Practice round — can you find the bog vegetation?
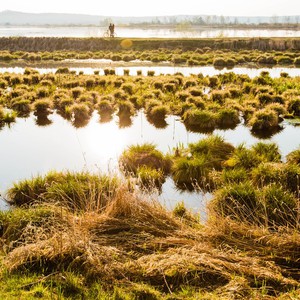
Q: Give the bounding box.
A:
[0,48,300,68]
[0,46,300,298]
[0,68,299,133]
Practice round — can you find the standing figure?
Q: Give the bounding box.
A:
[109,23,115,37]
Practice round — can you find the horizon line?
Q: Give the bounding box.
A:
[1,9,300,18]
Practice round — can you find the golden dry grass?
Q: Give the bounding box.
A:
[1,183,299,297]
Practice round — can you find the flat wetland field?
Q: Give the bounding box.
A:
[0,37,299,299]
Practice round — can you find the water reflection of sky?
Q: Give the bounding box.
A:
[0,66,300,78]
[0,27,300,38]
[0,111,299,212]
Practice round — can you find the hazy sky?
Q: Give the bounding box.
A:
[1,0,299,16]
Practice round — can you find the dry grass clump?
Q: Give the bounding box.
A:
[287,97,300,116]
[217,108,240,129]
[1,179,299,297]
[210,142,299,230]
[10,99,31,116]
[136,166,165,190]
[68,103,92,127]
[206,215,300,284]
[0,107,17,124]
[33,98,53,115]
[145,102,170,128]
[97,98,115,122]
[6,171,120,211]
[211,181,298,227]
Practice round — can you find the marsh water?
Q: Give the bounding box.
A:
[0,26,300,38]
[1,64,300,78]
[0,109,299,215]
[0,64,299,214]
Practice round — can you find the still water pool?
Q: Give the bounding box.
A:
[0,65,300,78]
[0,110,299,215]
[1,26,300,38]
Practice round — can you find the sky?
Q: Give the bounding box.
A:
[0,0,299,17]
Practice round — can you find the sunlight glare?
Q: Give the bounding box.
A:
[76,116,127,171]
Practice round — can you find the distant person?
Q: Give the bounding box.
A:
[109,23,115,37]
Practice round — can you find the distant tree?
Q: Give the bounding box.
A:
[220,15,225,25]
[212,15,217,24]
[193,16,205,25]
[101,18,113,26]
[271,15,279,24]
[154,17,161,24]
[205,15,211,24]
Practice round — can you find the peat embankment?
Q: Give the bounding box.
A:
[0,37,300,52]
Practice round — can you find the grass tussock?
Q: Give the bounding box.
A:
[6,171,120,211]
[119,143,172,176]
[0,68,299,133]
[172,136,235,190]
